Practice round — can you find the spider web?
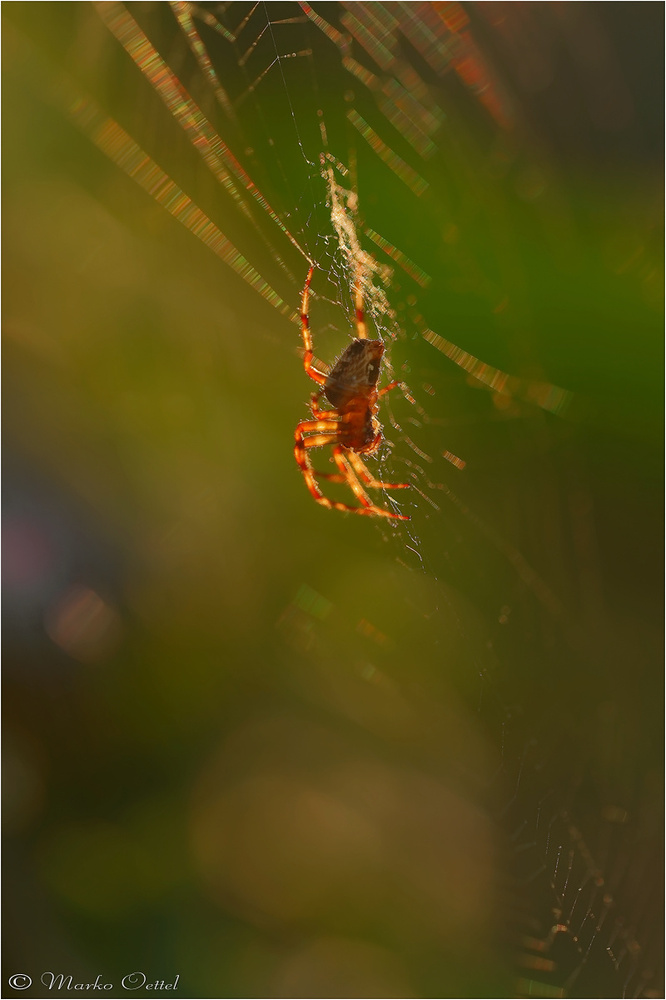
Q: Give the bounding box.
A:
[3,3,663,998]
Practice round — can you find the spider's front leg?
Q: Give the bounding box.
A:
[304,401,347,484]
[294,424,408,519]
[294,420,345,509]
[334,446,410,519]
[347,451,410,491]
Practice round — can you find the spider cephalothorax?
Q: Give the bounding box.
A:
[294,267,410,520]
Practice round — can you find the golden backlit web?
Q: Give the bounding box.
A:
[5,2,662,997]
[59,1,573,529]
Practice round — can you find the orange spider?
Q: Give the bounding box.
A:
[294,266,410,520]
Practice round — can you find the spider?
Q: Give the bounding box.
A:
[294,266,411,520]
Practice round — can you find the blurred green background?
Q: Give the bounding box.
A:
[3,3,663,998]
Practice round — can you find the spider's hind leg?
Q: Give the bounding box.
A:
[301,266,327,387]
[353,262,368,340]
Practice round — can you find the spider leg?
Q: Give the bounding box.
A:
[353,262,368,340]
[335,447,409,519]
[378,380,400,397]
[307,425,347,480]
[347,450,410,490]
[314,472,347,484]
[294,427,408,520]
[296,419,339,437]
[294,428,339,506]
[378,380,415,404]
[301,266,327,387]
[293,422,342,501]
[302,433,340,448]
[309,395,337,420]
[332,446,373,508]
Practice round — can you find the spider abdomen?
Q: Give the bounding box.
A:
[324,338,384,409]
